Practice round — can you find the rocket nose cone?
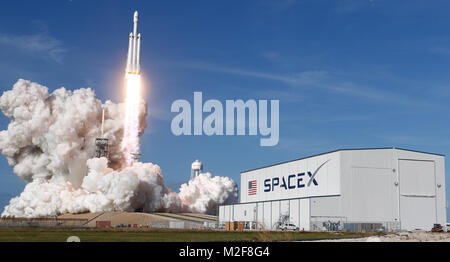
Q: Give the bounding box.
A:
[134,11,139,19]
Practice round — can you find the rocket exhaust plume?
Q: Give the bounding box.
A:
[122,11,142,166]
[122,73,142,166]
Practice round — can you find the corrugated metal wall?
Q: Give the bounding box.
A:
[339,148,446,231]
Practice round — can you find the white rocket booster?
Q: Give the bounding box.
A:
[126,11,141,74]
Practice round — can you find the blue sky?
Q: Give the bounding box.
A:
[0,0,449,220]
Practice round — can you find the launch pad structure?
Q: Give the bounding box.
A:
[94,108,109,160]
[94,138,109,159]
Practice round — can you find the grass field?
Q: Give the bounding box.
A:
[0,227,377,242]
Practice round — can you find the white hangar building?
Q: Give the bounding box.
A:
[218,148,447,232]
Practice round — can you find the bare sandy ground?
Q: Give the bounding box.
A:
[56,212,212,227]
[315,232,450,242]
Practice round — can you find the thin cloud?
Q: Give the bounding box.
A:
[148,106,172,122]
[0,32,66,63]
[261,51,283,64]
[292,113,375,124]
[259,0,298,13]
[181,61,300,84]
[251,89,304,103]
[429,46,450,57]
[375,134,450,148]
[334,0,375,14]
[177,61,426,106]
[179,61,327,85]
[276,137,337,153]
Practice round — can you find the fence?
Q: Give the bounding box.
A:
[310,216,347,231]
[0,218,88,227]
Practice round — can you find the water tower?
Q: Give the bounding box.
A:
[190,160,203,181]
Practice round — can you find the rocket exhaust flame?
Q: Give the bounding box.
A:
[122,73,142,166]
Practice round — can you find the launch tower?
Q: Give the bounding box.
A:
[95,108,109,160]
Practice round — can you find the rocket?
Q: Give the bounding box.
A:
[126,11,141,74]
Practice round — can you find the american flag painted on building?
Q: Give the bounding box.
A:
[248,180,257,195]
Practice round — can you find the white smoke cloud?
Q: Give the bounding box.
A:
[0,79,129,183]
[179,173,238,214]
[0,79,237,218]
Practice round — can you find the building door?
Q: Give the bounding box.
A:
[398,159,437,231]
